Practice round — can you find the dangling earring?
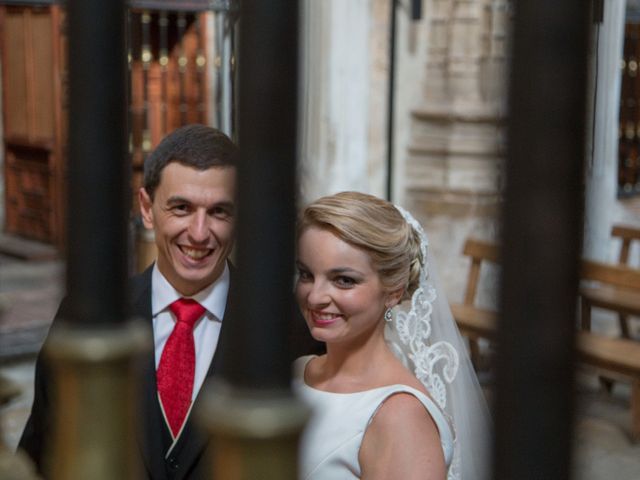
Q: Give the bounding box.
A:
[384,308,393,323]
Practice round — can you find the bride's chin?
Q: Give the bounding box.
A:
[309,329,332,343]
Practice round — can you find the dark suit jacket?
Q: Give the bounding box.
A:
[18,264,323,479]
[19,266,232,479]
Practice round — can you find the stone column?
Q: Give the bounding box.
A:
[298,0,388,204]
[403,0,510,299]
[583,0,627,261]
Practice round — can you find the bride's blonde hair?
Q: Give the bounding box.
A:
[298,191,423,301]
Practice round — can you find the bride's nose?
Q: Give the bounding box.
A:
[307,280,331,306]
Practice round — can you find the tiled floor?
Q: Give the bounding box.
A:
[572,375,640,479]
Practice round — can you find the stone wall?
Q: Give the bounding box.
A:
[399,0,509,301]
[298,0,388,204]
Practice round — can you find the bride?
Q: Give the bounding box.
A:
[293,191,490,480]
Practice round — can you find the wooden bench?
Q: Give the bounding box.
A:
[451,237,640,441]
[580,260,640,332]
[611,224,640,336]
[449,238,499,368]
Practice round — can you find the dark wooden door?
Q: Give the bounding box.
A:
[1,4,65,244]
[1,4,215,246]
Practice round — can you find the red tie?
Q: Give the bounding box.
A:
[157,298,205,438]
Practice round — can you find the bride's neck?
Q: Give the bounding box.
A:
[322,332,393,382]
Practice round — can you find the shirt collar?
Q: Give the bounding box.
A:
[151,262,230,322]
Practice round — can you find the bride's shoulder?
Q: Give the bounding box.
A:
[359,390,446,478]
[292,354,323,381]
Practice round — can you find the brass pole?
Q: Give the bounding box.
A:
[45,0,150,479]
[199,384,308,479]
[45,324,149,479]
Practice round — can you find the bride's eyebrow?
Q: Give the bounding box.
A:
[329,268,362,276]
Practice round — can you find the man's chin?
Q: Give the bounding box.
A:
[178,265,222,285]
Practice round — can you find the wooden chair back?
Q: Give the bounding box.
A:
[461,238,500,306]
[612,224,640,265]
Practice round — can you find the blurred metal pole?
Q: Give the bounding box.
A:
[45,1,148,478]
[200,1,308,478]
[386,0,398,200]
[65,2,128,322]
[493,1,590,479]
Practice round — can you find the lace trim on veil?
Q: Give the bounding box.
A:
[386,205,461,480]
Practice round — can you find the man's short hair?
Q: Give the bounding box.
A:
[143,124,239,199]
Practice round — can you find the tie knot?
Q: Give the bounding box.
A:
[170,298,205,328]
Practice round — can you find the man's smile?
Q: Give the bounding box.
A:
[179,246,214,260]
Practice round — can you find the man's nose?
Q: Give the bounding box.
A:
[188,211,209,242]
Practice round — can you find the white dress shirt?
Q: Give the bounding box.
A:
[151,262,229,401]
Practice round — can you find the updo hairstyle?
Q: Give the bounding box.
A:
[298,191,423,301]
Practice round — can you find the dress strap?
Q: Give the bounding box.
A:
[366,385,455,466]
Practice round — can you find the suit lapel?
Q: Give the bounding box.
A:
[131,266,169,480]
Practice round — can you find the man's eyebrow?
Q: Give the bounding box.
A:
[212,200,235,208]
[166,196,191,205]
[164,197,235,210]
[210,201,235,213]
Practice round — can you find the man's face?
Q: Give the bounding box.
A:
[139,162,236,296]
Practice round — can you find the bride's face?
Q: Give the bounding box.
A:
[295,226,390,345]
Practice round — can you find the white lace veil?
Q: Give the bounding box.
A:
[385,206,491,480]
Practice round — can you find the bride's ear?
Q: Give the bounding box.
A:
[385,287,404,309]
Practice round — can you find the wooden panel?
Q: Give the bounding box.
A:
[618,23,640,195]
[4,146,53,241]
[30,9,55,140]
[2,4,62,244]
[3,8,29,137]
[129,11,208,174]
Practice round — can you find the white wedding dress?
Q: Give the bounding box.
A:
[294,355,454,480]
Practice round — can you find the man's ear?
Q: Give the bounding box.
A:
[139,188,154,229]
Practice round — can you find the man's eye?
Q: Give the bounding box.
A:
[172,204,190,213]
[297,269,312,282]
[210,207,232,219]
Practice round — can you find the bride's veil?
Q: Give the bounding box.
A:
[385,206,492,480]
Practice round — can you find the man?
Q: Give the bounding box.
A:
[20,124,240,479]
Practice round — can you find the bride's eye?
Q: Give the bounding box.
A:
[297,268,312,282]
[334,276,356,288]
